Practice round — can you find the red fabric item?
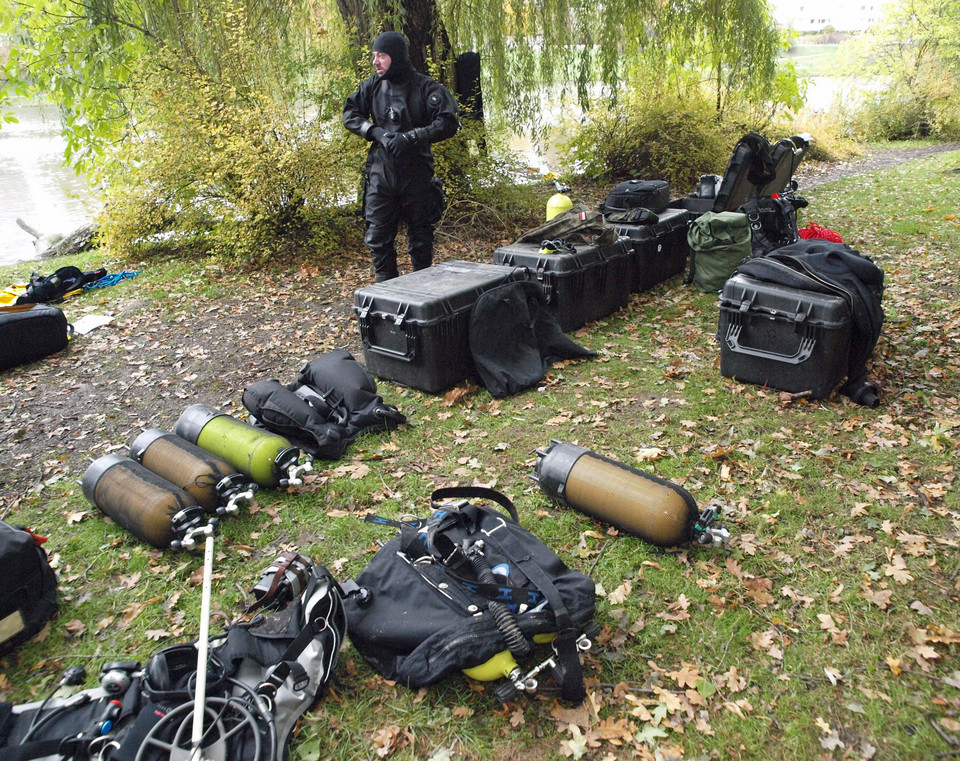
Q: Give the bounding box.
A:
[798,223,844,243]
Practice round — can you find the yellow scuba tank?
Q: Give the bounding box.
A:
[546,180,573,221]
[174,404,308,488]
[462,633,557,681]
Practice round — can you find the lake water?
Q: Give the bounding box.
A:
[0,103,99,267]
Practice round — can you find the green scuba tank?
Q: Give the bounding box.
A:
[130,428,254,514]
[173,404,306,488]
[82,454,206,549]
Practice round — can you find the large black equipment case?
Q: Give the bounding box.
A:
[718,273,852,399]
[0,304,70,371]
[611,208,692,292]
[672,134,809,216]
[492,238,632,332]
[353,261,531,393]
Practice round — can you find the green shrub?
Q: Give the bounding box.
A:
[554,90,731,190]
[847,90,932,141]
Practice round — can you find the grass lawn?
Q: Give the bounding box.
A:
[1,147,958,760]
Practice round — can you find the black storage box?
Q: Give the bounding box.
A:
[492,239,632,333]
[353,261,531,393]
[0,304,70,371]
[718,273,852,399]
[612,208,692,292]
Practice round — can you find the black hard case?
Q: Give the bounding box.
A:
[0,304,69,371]
[492,239,632,333]
[672,136,807,216]
[612,208,692,292]
[718,273,852,399]
[353,260,530,393]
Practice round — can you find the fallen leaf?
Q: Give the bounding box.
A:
[64,619,86,636]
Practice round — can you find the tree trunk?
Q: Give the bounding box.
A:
[41,223,99,259]
[336,0,373,55]
[333,0,456,88]
[401,0,455,86]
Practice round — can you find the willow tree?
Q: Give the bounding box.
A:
[837,0,960,137]
[332,0,789,127]
[645,0,788,118]
[1,0,361,255]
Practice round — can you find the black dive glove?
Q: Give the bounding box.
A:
[369,127,396,150]
[386,131,418,158]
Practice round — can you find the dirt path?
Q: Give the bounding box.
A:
[794,141,960,188]
[2,141,959,514]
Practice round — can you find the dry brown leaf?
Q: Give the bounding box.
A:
[666,663,701,690]
[883,553,914,584]
[862,586,893,610]
[64,619,86,635]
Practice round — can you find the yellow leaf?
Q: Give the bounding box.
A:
[635,448,664,462]
[815,717,832,733]
[886,657,902,676]
[665,663,701,689]
[818,613,839,633]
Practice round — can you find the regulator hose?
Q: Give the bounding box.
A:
[468,550,531,659]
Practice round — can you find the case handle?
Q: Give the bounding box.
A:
[364,341,416,362]
[724,322,816,365]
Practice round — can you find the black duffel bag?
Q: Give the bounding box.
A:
[0,522,59,655]
[599,179,670,215]
[343,487,597,703]
[0,304,70,372]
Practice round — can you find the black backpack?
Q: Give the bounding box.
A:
[0,522,59,655]
[16,266,107,305]
[739,194,809,256]
[242,350,406,459]
[343,488,598,703]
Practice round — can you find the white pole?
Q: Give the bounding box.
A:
[190,526,215,761]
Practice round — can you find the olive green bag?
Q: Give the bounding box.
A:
[516,202,620,248]
[687,211,752,293]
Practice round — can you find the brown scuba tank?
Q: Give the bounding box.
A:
[130,428,249,514]
[532,440,700,547]
[81,454,203,548]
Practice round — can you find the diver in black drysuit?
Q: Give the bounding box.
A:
[343,32,460,281]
